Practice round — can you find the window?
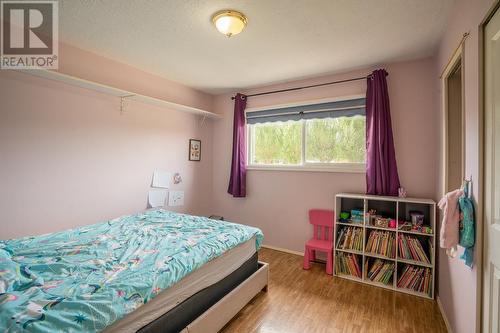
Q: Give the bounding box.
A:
[247,97,366,171]
[250,121,302,165]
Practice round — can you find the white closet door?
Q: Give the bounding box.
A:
[484,5,500,333]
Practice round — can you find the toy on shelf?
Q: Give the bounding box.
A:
[366,209,396,228]
[339,211,350,222]
[366,209,377,225]
[410,211,425,227]
[398,221,413,231]
[374,217,390,228]
[366,209,377,220]
[398,221,433,234]
[422,226,433,234]
[350,209,364,224]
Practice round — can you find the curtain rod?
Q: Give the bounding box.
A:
[230,74,379,100]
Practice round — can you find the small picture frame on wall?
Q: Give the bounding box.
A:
[189,139,201,161]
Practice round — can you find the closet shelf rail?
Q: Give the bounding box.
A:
[19,69,222,119]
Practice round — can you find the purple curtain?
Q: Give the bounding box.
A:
[227,93,247,197]
[366,69,401,196]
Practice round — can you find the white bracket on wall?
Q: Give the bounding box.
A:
[199,114,207,128]
[120,94,135,114]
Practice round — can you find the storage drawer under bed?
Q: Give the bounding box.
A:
[182,261,269,333]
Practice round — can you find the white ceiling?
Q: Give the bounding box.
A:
[59,0,454,94]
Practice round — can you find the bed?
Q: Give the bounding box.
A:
[0,209,267,333]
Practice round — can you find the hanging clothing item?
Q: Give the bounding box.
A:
[438,189,464,257]
[458,182,475,267]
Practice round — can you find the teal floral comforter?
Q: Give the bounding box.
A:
[0,210,263,332]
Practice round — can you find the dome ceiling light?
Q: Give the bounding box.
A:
[212,10,248,37]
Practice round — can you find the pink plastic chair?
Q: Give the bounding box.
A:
[303,209,335,275]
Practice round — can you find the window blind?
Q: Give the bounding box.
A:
[246,98,366,124]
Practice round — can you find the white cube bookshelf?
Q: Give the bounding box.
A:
[334,193,436,299]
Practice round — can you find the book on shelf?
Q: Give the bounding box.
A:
[397,264,432,296]
[365,230,396,258]
[365,259,394,285]
[335,252,362,278]
[397,234,431,263]
[336,226,363,251]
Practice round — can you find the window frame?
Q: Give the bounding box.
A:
[245,95,366,173]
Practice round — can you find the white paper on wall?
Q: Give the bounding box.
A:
[168,190,184,207]
[152,170,171,188]
[148,189,168,208]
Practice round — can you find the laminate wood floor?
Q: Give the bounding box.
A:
[221,248,447,333]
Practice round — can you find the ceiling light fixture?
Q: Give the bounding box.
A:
[212,10,247,37]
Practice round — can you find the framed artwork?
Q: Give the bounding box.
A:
[189,139,201,161]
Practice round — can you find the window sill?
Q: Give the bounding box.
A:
[246,164,366,174]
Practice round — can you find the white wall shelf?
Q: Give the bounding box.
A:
[19,69,221,119]
[334,193,436,299]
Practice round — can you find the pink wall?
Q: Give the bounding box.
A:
[0,69,214,239]
[435,0,497,332]
[211,58,439,253]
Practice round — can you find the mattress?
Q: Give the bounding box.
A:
[104,237,256,333]
[0,210,263,333]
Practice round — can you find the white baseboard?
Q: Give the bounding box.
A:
[261,244,304,256]
[437,296,453,333]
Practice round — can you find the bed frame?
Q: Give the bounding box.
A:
[137,258,269,333]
